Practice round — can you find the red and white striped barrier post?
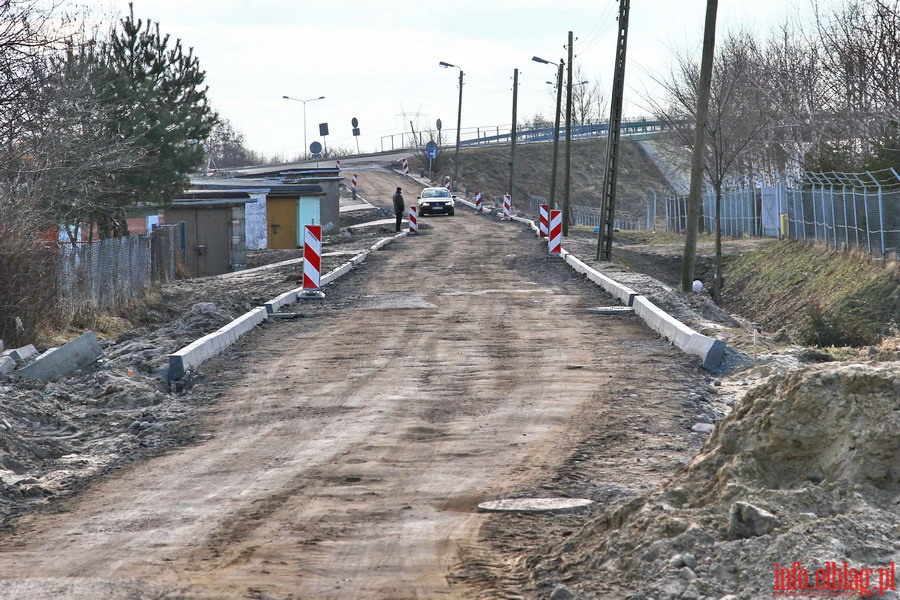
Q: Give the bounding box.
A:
[475,192,483,213]
[351,173,358,189]
[335,159,341,171]
[501,194,511,221]
[444,177,451,191]
[408,205,418,234]
[539,203,549,238]
[402,158,409,175]
[301,225,325,298]
[549,210,562,255]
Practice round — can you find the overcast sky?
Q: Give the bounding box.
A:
[77,0,810,160]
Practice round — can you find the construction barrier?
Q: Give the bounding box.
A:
[408,205,418,233]
[549,210,562,255]
[303,225,322,290]
[475,192,483,213]
[444,176,451,190]
[335,159,341,171]
[539,204,549,238]
[402,158,409,175]
[351,173,358,189]
[502,194,511,220]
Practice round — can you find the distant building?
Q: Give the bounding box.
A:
[192,165,341,248]
[164,190,255,277]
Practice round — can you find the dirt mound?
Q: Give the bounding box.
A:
[531,361,900,599]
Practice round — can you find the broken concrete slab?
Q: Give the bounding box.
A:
[18,332,103,381]
[3,344,37,364]
[0,355,15,376]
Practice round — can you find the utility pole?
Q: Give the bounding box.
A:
[531,55,565,211]
[682,0,718,292]
[508,68,519,199]
[453,68,463,189]
[562,31,574,236]
[551,60,564,210]
[596,0,631,261]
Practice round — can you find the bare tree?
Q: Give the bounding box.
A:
[571,65,607,125]
[0,1,81,342]
[812,0,900,169]
[21,41,146,243]
[647,29,773,301]
[206,118,252,169]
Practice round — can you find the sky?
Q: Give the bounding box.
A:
[73,0,810,160]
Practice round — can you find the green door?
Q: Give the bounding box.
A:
[297,195,321,247]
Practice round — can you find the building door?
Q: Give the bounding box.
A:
[267,198,298,249]
[297,196,321,246]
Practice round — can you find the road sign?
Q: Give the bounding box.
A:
[351,117,359,128]
[309,141,322,155]
[319,123,329,136]
[425,141,438,159]
[436,118,442,131]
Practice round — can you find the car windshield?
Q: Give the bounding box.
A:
[422,189,450,199]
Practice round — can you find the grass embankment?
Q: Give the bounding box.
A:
[722,242,899,348]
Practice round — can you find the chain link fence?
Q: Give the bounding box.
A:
[526,195,648,232]
[56,224,183,322]
[664,170,900,261]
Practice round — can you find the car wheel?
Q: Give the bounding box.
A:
[449,209,455,216]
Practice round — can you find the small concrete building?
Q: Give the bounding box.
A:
[188,178,327,249]
[164,190,254,277]
[227,165,343,236]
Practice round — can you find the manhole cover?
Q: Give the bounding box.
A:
[477,498,593,514]
[588,306,634,315]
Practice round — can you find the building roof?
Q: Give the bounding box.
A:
[188,177,326,197]
[223,164,343,181]
[171,190,255,208]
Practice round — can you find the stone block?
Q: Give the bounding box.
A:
[6,344,37,364]
[0,355,15,375]
[18,332,102,381]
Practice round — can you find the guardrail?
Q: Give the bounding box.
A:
[379,118,667,152]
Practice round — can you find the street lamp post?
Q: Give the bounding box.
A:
[532,56,564,211]
[439,61,463,190]
[282,95,325,157]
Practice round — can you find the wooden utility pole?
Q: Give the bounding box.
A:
[453,68,464,189]
[596,0,630,261]
[681,0,719,292]
[508,68,519,198]
[550,60,564,210]
[562,31,574,235]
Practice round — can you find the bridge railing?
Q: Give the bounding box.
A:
[379,118,666,152]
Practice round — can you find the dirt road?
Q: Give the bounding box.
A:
[0,170,708,599]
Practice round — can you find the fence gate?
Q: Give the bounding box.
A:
[760,184,781,238]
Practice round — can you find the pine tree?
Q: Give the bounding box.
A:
[99,3,217,235]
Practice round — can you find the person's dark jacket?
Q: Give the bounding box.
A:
[392,190,405,213]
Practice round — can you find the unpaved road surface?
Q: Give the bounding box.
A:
[0,169,710,599]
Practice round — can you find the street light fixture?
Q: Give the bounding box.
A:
[439,61,463,190]
[532,55,564,211]
[282,95,325,158]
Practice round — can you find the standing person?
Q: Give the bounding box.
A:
[392,187,405,232]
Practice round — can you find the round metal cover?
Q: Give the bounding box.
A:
[477,497,593,514]
[588,306,634,315]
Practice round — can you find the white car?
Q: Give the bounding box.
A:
[416,187,456,216]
